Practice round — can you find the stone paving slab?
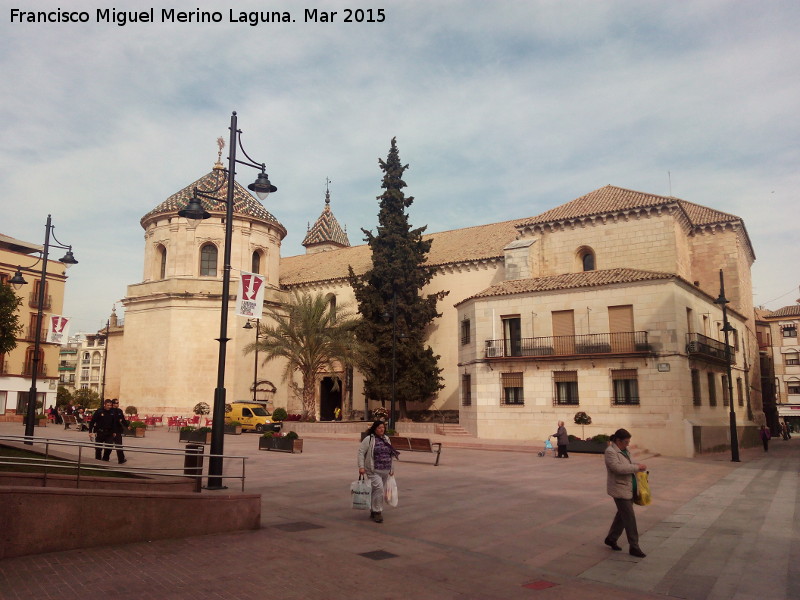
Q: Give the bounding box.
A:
[1,423,798,599]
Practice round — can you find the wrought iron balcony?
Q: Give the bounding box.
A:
[22,363,47,377]
[25,327,48,342]
[484,331,651,359]
[28,293,52,310]
[686,332,731,363]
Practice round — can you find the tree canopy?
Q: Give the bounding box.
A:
[0,282,23,354]
[349,138,448,420]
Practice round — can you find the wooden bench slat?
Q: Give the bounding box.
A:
[389,435,441,466]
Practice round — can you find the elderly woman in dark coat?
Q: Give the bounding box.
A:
[551,420,569,458]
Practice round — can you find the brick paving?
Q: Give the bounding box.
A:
[0,422,797,599]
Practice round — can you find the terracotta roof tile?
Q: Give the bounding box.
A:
[141,165,286,237]
[302,191,350,248]
[763,305,800,318]
[455,268,676,306]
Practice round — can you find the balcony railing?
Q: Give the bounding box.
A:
[485,331,651,359]
[22,363,47,377]
[686,333,732,363]
[25,327,48,342]
[28,293,52,310]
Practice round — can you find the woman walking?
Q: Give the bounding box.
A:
[357,420,399,523]
[604,428,647,558]
[551,420,569,458]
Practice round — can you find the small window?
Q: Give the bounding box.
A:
[252,251,261,274]
[501,372,524,405]
[783,325,797,338]
[708,372,717,407]
[461,374,472,406]
[691,369,701,406]
[611,369,639,406]
[554,371,579,406]
[721,375,730,407]
[243,408,253,417]
[736,377,744,407]
[577,246,595,272]
[788,382,800,395]
[785,351,799,366]
[200,244,218,277]
[158,245,167,279]
[461,318,471,345]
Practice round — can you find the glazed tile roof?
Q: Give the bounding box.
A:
[302,190,351,248]
[455,268,675,306]
[280,218,526,286]
[141,164,286,237]
[763,305,800,318]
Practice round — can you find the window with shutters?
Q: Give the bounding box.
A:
[608,305,635,352]
[736,377,744,407]
[611,369,639,405]
[502,316,521,356]
[461,374,472,406]
[553,371,579,405]
[461,318,470,345]
[691,369,701,406]
[708,372,717,407]
[721,375,730,406]
[501,372,524,405]
[552,310,575,354]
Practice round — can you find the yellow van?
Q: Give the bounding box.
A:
[224,402,282,433]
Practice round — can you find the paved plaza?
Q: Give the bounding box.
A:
[0,422,797,599]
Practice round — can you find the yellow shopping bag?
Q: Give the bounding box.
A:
[634,471,651,506]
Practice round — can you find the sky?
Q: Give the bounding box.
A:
[2,0,799,333]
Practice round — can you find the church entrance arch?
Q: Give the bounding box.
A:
[319,377,342,421]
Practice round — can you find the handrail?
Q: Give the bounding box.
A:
[0,434,248,492]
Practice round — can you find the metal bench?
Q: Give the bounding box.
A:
[389,436,442,466]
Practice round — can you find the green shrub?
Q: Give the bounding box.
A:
[125,406,137,415]
[262,431,275,438]
[573,411,592,425]
[130,421,146,429]
[180,426,196,433]
[197,426,212,433]
[271,407,288,422]
[590,434,610,443]
[285,431,299,440]
[227,420,241,427]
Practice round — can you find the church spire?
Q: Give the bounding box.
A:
[302,179,351,254]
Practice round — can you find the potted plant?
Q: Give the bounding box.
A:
[129,420,147,438]
[271,407,288,422]
[259,430,303,453]
[567,433,610,454]
[573,411,592,439]
[179,426,212,444]
[34,413,48,427]
[125,405,137,418]
[224,420,243,435]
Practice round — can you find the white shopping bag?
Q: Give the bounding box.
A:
[351,475,370,510]
[384,474,398,507]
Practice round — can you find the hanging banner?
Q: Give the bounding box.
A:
[236,271,265,317]
[46,315,71,344]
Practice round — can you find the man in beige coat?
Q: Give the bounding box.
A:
[604,428,647,558]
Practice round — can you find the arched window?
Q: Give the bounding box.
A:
[158,245,167,279]
[251,251,261,274]
[577,247,595,272]
[200,244,218,277]
[326,294,337,320]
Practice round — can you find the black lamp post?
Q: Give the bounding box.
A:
[243,318,260,403]
[100,319,110,401]
[178,111,276,489]
[382,292,397,431]
[715,269,740,463]
[12,215,77,442]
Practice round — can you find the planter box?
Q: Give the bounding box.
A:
[258,437,303,453]
[224,424,243,435]
[567,440,608,454]
[132,428,146,438]
[179,431,212,444]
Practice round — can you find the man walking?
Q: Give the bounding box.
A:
[89,399,128,464]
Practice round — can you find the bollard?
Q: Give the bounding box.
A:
[184,444,204,493]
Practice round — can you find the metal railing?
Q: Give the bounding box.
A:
[485,331,651,359]
[686,332,731,362]
[22,362,47,376]
[0,434,248,492]
[28,293,52,310]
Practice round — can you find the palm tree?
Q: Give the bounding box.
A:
[247,292,361,419]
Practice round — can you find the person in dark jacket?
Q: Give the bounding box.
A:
[89,399,128,464]
[551,420,569,458]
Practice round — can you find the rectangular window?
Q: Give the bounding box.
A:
[691,369,701,406]
[736,377,744,407]
[502,316,522,357]
[461,374,472,406]
[785,352,799,366]
[783,325,797,338]
[460,319,470,345]
[15,391,45,415]
[553,371,579,405]
[501,372,524,405]
[789,383,800,395]
[611,369,639,405]
[552,310,576,354]
[708,372,717,407]
[608,305,635,352]
[721,375,730,407]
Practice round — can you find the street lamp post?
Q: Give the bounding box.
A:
[715,269,740,463]
[100,318,110,401]
[9,215,77,442]
[178,111,276,489]
[243,318,260,403]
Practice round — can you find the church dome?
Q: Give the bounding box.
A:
[141,164,287,239]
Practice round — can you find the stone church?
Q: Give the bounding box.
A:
[104,157,763,457]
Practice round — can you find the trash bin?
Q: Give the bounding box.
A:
[184,444,204,492]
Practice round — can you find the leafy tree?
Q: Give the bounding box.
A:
[0,282,23,354]
[73,388,101,410]
[247,292,361,419]
[348,138,448,420]
[56,386,73,408]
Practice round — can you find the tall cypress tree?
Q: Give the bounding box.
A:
[349,138,448,420]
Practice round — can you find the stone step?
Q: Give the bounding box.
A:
[434,424,472,436]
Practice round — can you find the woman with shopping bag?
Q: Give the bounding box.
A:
[604,428,648,558]
[357,420,399,523]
